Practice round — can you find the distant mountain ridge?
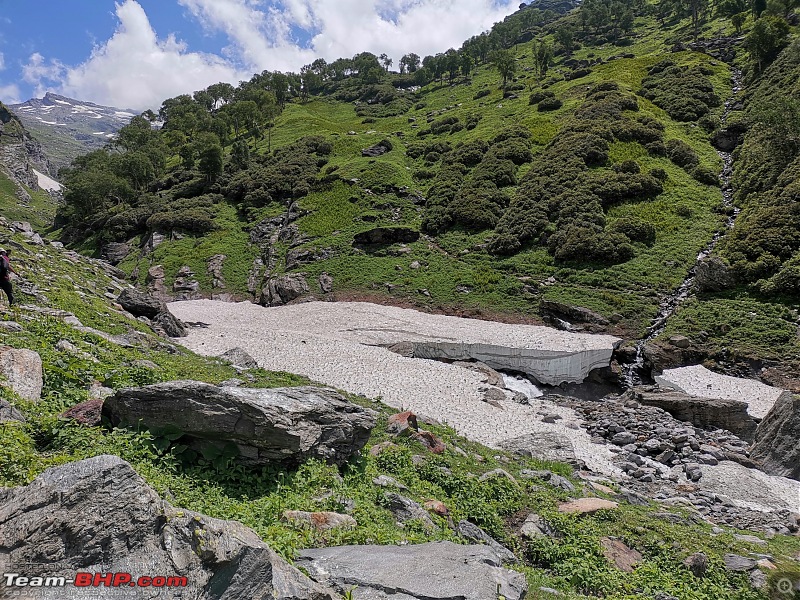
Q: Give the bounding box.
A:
[9,92,138,173]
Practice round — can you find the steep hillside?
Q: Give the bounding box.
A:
[0,101,59,230]
[52,3,800,381]
[10,92,137,173]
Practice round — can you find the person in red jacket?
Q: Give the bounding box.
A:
[0,248,17,306]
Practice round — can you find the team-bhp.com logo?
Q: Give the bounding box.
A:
[3,572,188,590]
[770,572,800,599]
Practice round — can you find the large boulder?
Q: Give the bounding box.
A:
[152,310,188,338]
[0,455,337,599]
[260,274,309,306]
[0,347,43,401]
[750,392,800,480]
[117,287,165,318]
[295,542,528,600]
[630,388,758,441]
[499,431,579,466]
[694,256,733,293]
[103,381,378,467]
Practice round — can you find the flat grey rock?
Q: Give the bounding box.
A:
[296,541,528,600]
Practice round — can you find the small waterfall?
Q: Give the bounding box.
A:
[623,69,743,388]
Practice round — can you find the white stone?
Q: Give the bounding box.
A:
[0,347,43,401]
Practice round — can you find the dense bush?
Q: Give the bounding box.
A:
[430,116,461,135]
[692,165,720,185]
[529,90,555,105]
[488,138,533,165]
[639,62,721,122]
[474,89,491,100]
[665,139,700,169]
[609,216,657,245]
[450,140,489,167]
[538,97,564,111]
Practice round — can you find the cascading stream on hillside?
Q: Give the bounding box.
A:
[623,68,744,388]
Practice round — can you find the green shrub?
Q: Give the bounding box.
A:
[665,139,700,169]
[529,90,556,105]
[538,97,564,111]
[489,138,533,165]
[474,89,491,100]
[692,165,720,185]
[609,216,657,245]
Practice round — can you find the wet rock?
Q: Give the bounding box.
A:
[695,256,733,292]
[0,347,43,401]
[103,381,377,467]
[540,299,609,325]
[296,542,527,600]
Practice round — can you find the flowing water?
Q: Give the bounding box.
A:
[623,69,743,387]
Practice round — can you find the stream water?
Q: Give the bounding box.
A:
[623,69,743,387]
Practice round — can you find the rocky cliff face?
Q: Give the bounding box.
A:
[0,102,53,202]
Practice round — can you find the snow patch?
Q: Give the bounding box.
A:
[656,365,784,419]
[32,169,62,192]
[502,374,543,399]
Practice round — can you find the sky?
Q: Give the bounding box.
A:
[0,0,519,111]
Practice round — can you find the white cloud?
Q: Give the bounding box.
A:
[0,52,5,71]
[20,0,518,111]
[24,1,248,111]
[178,0,519,71]
[0,83,22,105]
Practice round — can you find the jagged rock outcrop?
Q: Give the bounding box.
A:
[629,387,758,440]
[173,265,200,300]
[0,347,43,401]
[207,254,226,290]
[117,287,187,337]
[540,299,610,326]
[0,455,338,599]
[101,242,131,265]
[295,542,528,600]
[0,102,53,203]
[750,392,800,480]
[103,381,378,467]
[259,274,309,306]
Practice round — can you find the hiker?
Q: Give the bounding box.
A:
[0,248,16,306]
